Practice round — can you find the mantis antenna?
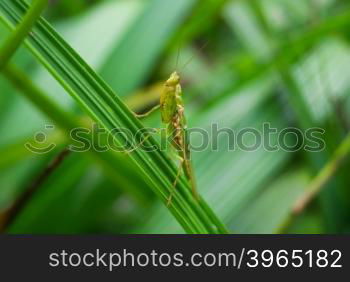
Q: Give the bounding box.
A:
[175,44,181,71]
[178,41,210,73]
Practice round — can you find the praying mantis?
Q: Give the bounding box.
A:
[134,70,198,205]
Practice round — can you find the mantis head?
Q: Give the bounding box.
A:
[165,71,180,87]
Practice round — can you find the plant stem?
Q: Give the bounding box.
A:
[0,148,71,233]
[0,0,48,70]
[293,133,350,214]
[3,64,78,129]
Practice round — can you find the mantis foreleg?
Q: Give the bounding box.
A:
[133,104,160,119]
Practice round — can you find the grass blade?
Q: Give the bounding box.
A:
[0,0,228,234]
[0,0,47,70]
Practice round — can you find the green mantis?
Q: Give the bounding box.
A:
[134,71,198,205]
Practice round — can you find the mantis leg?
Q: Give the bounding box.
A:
[167,155,184,206]
[134,104,160,119]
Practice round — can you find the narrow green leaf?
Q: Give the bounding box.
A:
[0,0,47,70]
[0,0,228,234]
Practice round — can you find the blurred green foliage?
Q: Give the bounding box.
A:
[1,0,350,234]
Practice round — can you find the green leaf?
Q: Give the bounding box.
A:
[0,0,228,234]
